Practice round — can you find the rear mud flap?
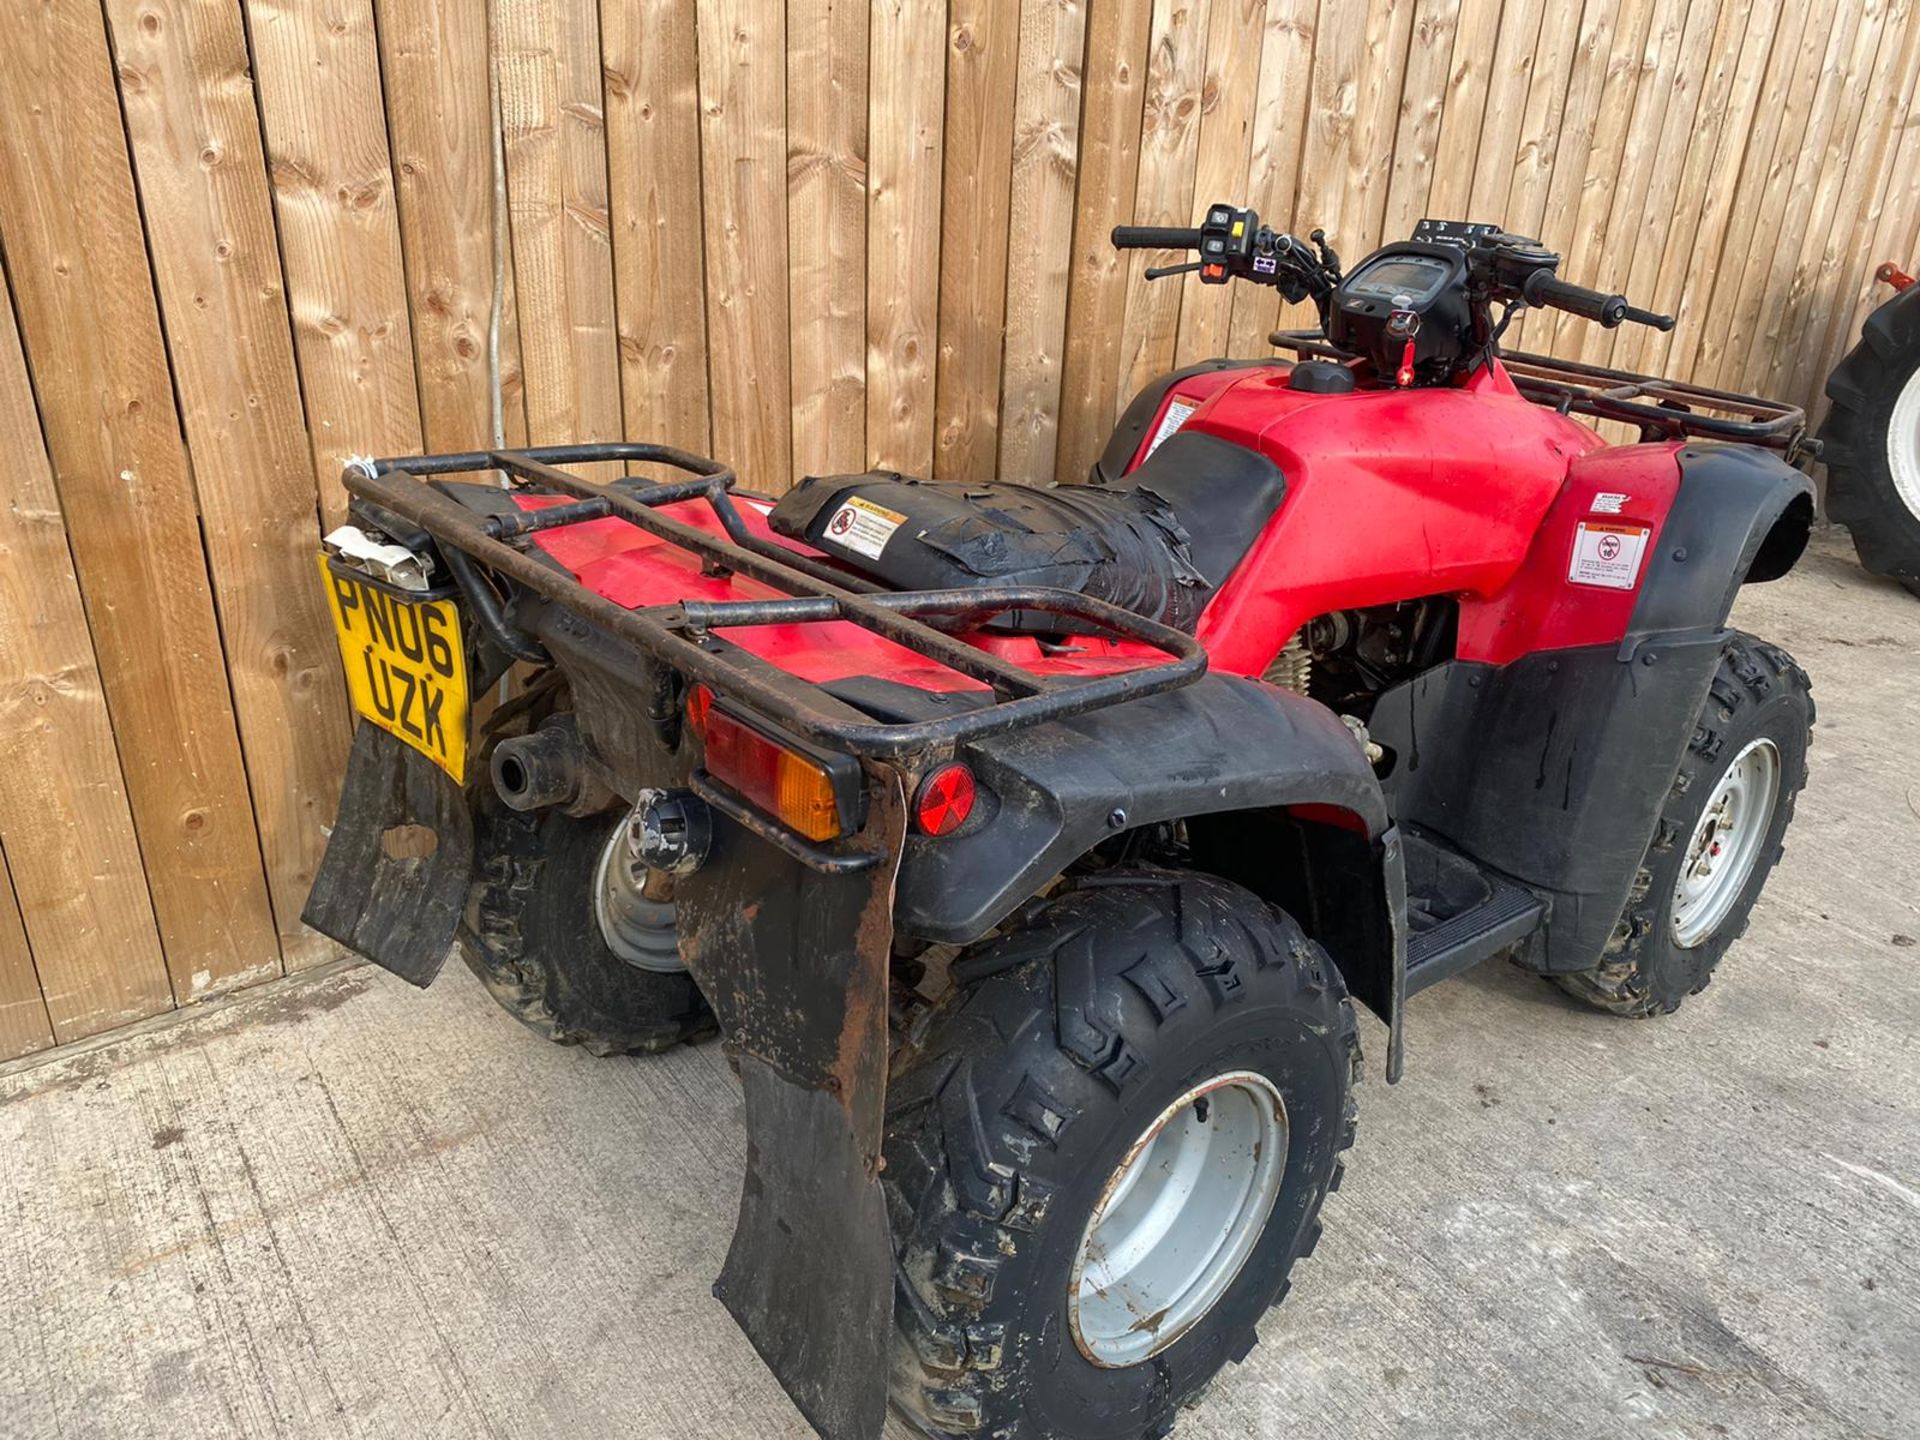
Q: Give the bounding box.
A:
[674,775,907,1440]
[301,724,474,985]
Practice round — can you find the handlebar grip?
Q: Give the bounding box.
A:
[1111,224,1204,250]
[1522,270,1627,326]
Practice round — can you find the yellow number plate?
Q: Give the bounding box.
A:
[319,555,469,782]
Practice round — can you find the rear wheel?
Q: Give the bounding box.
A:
[883,872,1359,1439]
[1557,635,1812,1016]
[459,788,712,1055]
[1820,288,1920,596]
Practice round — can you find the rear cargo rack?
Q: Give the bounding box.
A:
[1269,330,1812,456]
[342,442,1207,760]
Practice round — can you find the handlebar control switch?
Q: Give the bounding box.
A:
[1198,203,1257,283]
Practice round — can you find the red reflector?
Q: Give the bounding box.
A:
[914,762,976,836]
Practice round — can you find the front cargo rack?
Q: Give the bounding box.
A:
[1270,330,1812,457]
[342,442,1207,760]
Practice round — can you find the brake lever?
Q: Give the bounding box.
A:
[1623,304,1676,332]
[1145,260,1205,280]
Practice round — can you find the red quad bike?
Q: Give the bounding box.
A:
[305,208,1817,1440]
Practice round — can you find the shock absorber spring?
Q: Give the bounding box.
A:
[1263,634,1314,695]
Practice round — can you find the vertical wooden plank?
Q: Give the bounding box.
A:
[1423,0,1505,221]
[0,0,281,1007]
[1225,0,1319,354]
[1595,0,1729,372]
[606,0,711,456]
[697,0,792,490]
[1380,0,1464,245]
[494,0,621,468]
[1293,0,1418,261]
[1835,43,1920,361]
[1611,0,1770,378]
[868,0,948,475]
[1725,0,1874,396]
[1685,0,1831,387]
[787,0,867,480]
[0,265,170,1043]
[1503,0,1588,244]
[246,0,424,527]
[1774,1,1919,410]
[1536,0,1660,355]
[1055,0,1154,481]
[933,0,1021,481]
[998,0,1090,485]
[1114,0,1211,411]
[1173,0,1267,365]
[107,0,354,972]
[1464,0,1550,222]
[1509,0,1625,351]
[380,0,530,451]
[0,853,51,1062]
[1556,0,1682,362]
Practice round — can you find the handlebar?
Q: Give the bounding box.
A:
[1111,224,1205,249]
[1522,270,1673,331]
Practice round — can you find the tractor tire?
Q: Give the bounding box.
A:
[1557,634,1812,1017]
[458,788,712,1055]
[883,872,1359,1440]
[1820,286,1920,597]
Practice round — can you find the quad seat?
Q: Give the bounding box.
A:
[766,431,1285,632]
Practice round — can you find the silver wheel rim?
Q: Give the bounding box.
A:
[593,819,685,973]
[1069,1071,1288,1368]
[1889,364,1920,519]
[1670,737,1781,948]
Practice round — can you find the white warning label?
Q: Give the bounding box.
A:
[1145,397,1199,458]
[823,494,907,561]
[1568,520,1651,590]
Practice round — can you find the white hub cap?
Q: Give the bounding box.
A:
[1889,364,1920,519]
[1069,1071,1288,1368]
[1671,737,1782,948]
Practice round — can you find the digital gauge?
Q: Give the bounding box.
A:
[1342,255,1452,307]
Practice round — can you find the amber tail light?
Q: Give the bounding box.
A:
[686,685,852,843]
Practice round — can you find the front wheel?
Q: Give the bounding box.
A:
[883,872,1359,1439]
[1557,634,1813,1016]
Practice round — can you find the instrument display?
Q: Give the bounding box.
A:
[1342,254,1453,307]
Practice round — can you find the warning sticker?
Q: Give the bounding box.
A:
[1569,520,1651,590]
[823,494,907,561]
[1145,397,1199,458]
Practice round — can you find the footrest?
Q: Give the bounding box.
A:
[1405,872,1546,996]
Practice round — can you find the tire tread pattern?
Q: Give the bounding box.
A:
[458,800,711,1056]
[1556,634,1813,1016]
[883,872,1360,1438]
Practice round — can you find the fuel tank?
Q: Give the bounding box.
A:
[1121,361,1612,675]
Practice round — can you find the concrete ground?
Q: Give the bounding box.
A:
[1,529,1915,1440]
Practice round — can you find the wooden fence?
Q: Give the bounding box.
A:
[0,0,1915,1058]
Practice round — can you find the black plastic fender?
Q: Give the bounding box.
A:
[893,674,1389,945]
[1620,443,1814,646]
[1371,441,1814,978]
